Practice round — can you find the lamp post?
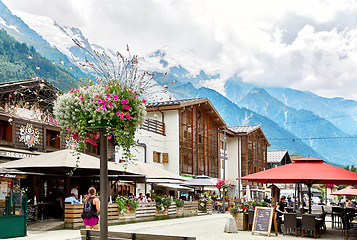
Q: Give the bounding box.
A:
[99,129,108,240]
[222,128,226,213]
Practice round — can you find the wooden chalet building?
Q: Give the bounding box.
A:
[127,98,226,195]
[0,79,116,212]
[225,125,270,198]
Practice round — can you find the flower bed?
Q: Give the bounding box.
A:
[198,192,211,212]
[115,196,138,214]
[153,194,172,212]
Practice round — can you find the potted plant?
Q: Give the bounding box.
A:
[153,194,171,216]
[172,198,185,216]
[198,192,211,212]
[115,196,138,221]
[228,203,249,230]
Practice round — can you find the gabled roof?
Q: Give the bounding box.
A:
[146,98,207,108]
[146,98,226,128]
[267,150,288,163]
[228,125,260,134]
[0,79,59,111]
[228,125,270,146]
[0,79,58,94]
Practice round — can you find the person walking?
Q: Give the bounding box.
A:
[276,196,287,234]
[82,187,100,230]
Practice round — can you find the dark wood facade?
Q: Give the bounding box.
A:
[237,127,269,187]
[146,98,226,179]
[179,105,220,177]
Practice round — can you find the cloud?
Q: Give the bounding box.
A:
[3,0,357,100]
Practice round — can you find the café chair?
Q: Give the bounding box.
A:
[301,214,319,239]
[342,216,357,240]
[332,206,342,228]
[247,210,254,230]
[316,211,326,235]
[283,213,299,237]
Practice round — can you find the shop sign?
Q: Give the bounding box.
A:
[0,150,36,159]
[0,174,17,178]
[19,123,40,148]
[65,135,78,150]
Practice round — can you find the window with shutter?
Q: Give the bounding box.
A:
[153,151,158,163]
[0,120,13,144]
[163,153,168,163]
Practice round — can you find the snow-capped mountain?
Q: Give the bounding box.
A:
[1,0,356,166]
[0,0,88,79]
[11,9,105,67]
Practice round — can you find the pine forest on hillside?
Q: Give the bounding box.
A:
[0,29,80,90]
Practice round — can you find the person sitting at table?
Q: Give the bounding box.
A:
[346,199,351,208]
[65,193,79,204]
[276,196,287,234]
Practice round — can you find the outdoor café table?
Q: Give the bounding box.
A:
[296,215,325,236]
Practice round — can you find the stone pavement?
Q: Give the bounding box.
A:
[12,213,343,240]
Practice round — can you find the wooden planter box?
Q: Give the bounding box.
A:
[118,211,136,223]
[155,209,168,217]
[234,212,248,231]
[198,202,207,212]
[176,207,184,217]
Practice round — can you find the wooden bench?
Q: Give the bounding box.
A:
[80,229,196,240]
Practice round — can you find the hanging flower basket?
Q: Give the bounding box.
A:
[53,82,146,158]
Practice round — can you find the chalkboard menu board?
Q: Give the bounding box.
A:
[27,205,37,221]
[251,207,277,237]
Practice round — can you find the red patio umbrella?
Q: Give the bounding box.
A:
[240,157,357,213]
[331,186,357,196]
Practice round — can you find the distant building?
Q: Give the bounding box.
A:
[225,125,270,197]
[267,150,291,168]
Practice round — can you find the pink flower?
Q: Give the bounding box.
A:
[96,94,99,97]
[120,117,124,120]
[53,120,57,124]
[84,86,89,89]
[96,106,100,111]
[102,101,107,106]
[49,117,53,121]
[108,102,113,107]
[126,114,131,119]
[69,90,73,94]
[107,135,112,140]
[101,105,106,110]
[123,105,130,110]
[113,95,118,101]
[116,112,124,117]
[121,99,126,104]
[106,94,111,97]
[125,99,129,104]
[97,99,103,104]
[142,98,146,103]
[75,89,80,93]
[105,98,110,102]
[85,101,88,104]
[80,97,85,101]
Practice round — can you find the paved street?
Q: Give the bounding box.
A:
[11,213,344,240]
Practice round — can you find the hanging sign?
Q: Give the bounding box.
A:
[19,123,40,148]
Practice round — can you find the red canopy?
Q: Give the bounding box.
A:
[240,157,357,213]
[240,157,357,185]
[331,186,357,196]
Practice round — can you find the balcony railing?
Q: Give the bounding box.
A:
[140,119,165,136]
